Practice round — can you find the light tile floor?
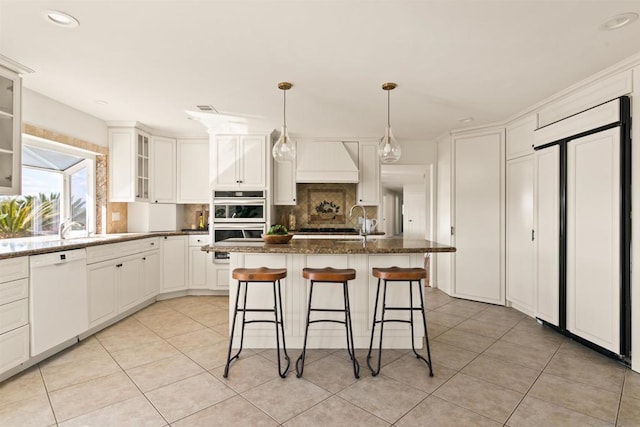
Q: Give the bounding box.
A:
[1,288,639,426]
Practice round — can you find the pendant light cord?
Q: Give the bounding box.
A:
[283,89,287,129]
[387,89,391,127]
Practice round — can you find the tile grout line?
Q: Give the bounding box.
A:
[37,364,59,427]
[94,329,172,426]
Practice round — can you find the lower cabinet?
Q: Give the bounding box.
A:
[0,257,30,374]
[188,234,229,291]
[86,238,160,329]
[161,236,187,292]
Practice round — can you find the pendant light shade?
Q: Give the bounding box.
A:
[272,82,296,162]
[378,82,401,163]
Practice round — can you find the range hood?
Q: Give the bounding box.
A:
[296,141,359,183]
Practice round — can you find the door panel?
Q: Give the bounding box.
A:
[534,146,560,326]
[453,131,504,304]
[566,128,620,352]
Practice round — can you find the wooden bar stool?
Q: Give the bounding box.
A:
[224,267,290,378]
[296,267,360,379]
[367,266,433,377]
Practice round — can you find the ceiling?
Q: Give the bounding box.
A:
[1,1,640,140]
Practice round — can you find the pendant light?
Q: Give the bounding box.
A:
[272,82,296,162]
[378,82,401,163]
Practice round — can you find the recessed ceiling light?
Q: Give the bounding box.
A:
[600,12,638,30]
[459,117,474,124]
[43,10,80,28]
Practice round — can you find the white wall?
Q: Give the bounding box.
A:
[22,89,108,147]
[396,139,437,165]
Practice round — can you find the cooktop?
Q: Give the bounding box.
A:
[297,227,359,233]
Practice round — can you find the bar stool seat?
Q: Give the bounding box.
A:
[367,266,433,377]
[296,267,359,379]
[224,267,290,378]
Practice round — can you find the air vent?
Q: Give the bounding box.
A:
[196,104,216,112]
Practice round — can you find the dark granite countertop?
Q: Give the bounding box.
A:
[202,237,455,254]
[0,230,209,260]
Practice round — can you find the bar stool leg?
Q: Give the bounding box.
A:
[366,277,382,374]
[367,278,389,376]
[271,278,290,378]
[224,280,244,378]
[295,280,315,377]
[416,278,434,376]
[343,280,360,378]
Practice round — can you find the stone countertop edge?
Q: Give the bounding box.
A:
[0,230,209,260]
[201,238,456,254]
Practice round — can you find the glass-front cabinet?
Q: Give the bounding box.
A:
[0,65,21,195]
[108,126,150,202]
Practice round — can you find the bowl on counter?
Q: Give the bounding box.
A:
[261,233,294,244]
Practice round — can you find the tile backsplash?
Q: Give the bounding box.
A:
[274,183,377,230]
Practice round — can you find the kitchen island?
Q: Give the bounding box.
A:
[203,238,455,349]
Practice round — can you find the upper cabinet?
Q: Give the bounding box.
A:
[212,134,267,189]
[177,138,209,203]
[273,153,296,205]
[0,65,22,195]
[506,114,536,160]
[356,140,380,205]
[108,126,150,202]
[150,136,176,203]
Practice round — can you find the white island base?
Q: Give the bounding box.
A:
[228,252,429,349]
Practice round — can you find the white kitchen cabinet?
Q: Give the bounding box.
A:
[161,235,188,292]
[451,129,505,305]
[141,251,160,299]
[357,140,380,205]
[177,138,210,203]
[108,126,150,202]
[188,234,212,289]
[534,145,560,326]
[116,256,142,313]
[208,263,229,291]
[506,155,535,315]
[150,136,176,203]
[212,134,267,189]
[506,114,536,160]
[87,238,160,328]
[0,64,22,195]
[87,261,117,327]
[0,257,29,375]
[273,154,296,205]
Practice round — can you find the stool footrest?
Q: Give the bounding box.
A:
[382,307,424,311]
[237,308,276,313]
[244,319,284,325]
[309,308,348,313]
[309,319,346,325]
[374,319,413,325]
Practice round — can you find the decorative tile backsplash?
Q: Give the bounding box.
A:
[274,183,377,230]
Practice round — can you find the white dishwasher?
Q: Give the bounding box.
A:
[30,249,88,356]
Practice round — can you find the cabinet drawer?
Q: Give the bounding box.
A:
[87,238,160,264]
[0,278,28,306]
[0,325,29,374]
[0,298,29,335]
[0,257,28,283]
[188,235,211,246]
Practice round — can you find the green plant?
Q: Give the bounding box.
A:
[267,224,288,235]
[0,193,60,238]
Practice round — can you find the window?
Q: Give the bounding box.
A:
[0,135,96,239]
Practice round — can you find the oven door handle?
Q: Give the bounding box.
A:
[213,199,266,206]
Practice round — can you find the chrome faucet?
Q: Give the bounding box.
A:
[349,204,368,247]
[59,219,83,239]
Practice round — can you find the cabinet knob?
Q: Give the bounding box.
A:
[142,257,146,261]
[164,236,168,239]
[150,242,155,246]
[116,263,123,268]
[293,198,296,202]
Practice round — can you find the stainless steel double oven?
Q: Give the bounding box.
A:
[212,190,267,263]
